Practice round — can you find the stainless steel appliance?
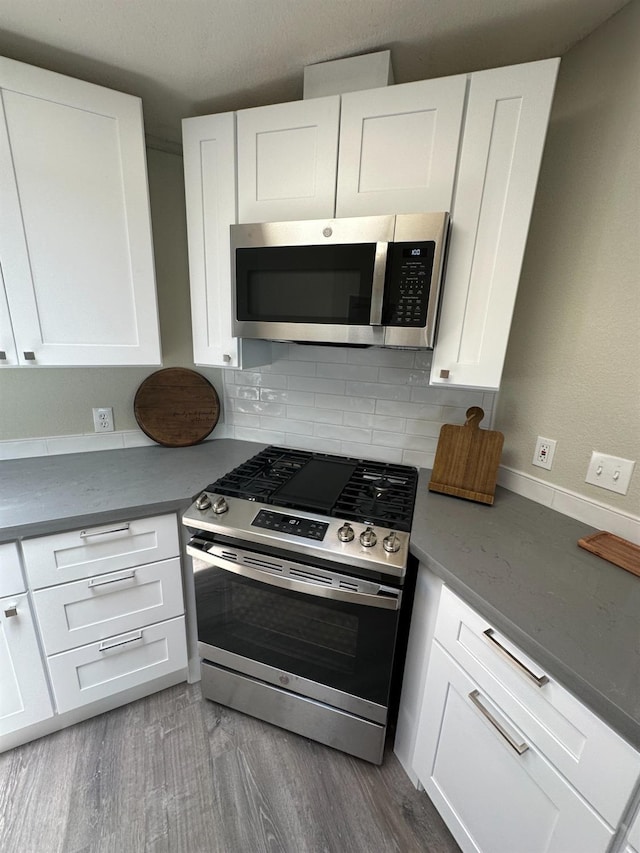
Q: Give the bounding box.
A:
[231,212,449,348]
[182,446,419,764]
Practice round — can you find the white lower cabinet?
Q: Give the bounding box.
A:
[414,643,613,853]
[47,616,187,714]
[1,514,188,752]
[407,580,640,853]
[0,592,54,735]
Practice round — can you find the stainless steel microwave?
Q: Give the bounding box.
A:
[231,212,449,348]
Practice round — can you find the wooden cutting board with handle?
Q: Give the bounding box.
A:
[428,407,504,505]
[134,367,220,447]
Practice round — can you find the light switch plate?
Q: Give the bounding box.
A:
[585,452,635,495]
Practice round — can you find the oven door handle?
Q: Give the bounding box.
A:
[186,543,402,611]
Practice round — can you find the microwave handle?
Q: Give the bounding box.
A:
[369,242,389,326]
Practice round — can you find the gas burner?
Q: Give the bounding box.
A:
[204,446,418,532]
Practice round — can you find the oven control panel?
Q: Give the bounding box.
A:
[252,509,328,541]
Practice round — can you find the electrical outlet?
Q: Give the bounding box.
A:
[92,407,114,433]
[585,452,635,495]
[532,436,556,470]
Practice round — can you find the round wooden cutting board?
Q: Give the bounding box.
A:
[134,368,220,447]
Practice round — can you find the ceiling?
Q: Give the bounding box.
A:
[0,0,630,145]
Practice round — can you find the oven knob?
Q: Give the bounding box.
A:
[211,496,229,514]
[195,492,211,511]
[359,526,377,548]
[337,522,355,542]
[383,531,402,553]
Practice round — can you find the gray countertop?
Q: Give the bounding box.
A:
[1,438,638,751]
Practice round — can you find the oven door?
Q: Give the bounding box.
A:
[187,537,402,722]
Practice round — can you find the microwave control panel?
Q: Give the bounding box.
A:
[383,241,436,327]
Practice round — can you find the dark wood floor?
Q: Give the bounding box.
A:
[0,683,460,853]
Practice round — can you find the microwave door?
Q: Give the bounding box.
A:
[233,241,387,345]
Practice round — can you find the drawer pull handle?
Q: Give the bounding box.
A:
[4,602,18,618]
[483,628,549,687]
[98,631,143,653]
[88,570,136,589]
[469,689,529,755]
[80,523,131,539]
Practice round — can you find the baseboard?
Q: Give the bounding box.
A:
[498,465,640,544]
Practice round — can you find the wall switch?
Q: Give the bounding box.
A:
[585,452,635,495]
[532,436,557,470]
[92,407,114,432]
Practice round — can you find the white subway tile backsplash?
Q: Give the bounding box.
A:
[375,400,443,420]
[317,363,379,382]
[289,376,347,395]
[315,394,375,414]
[315,423,372,444]
[405,419,443,438]
[260,389,315,406]
[234,426,284,444]
[221,347,496,465]
[413,351,433,370]
[233,400,286,417]
[345,381,411,402]
[227,411,261,428]
[0,438,48,459]
[347,347,416,368]
[402,449,436,469]
[260,359,318,377]
[340,442,404,463]
[260,416,314,436]
[288,405,343,424]
[227,385,260,400]
[378,367,430,386]
[288,344,348,363]
[410,386,485,407]
[286,434,343,454]
[344,412,407,432]
[233,371,288,389]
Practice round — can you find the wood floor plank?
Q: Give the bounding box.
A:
[0,683,460,853]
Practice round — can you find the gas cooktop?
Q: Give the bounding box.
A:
[203,445,418,532]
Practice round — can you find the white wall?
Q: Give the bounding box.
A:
[495,0,640,513]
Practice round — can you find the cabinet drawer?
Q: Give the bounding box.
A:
[434,586,640,827]
[0,542,24,597]
[33,558,184,655]
[22,513,180,588]
[414,643,613,853]
[47,616,188,714]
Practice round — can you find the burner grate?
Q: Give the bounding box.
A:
[207,446,417,530]
[333,462,418,532]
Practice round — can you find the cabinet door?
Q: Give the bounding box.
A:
[0,593,53,736]
[413,644,613,853]
[237,96,340,223]
[0,57,161,366]
[336,77,467,218]
[0,265,18,366]
[183,112,272,369]
[431,59,559,390]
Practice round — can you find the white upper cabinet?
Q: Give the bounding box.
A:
[0,57,161,366]
[182,112,272,368]
[185,59,558,382]
[431,59,560,390]
[236,96,340,223]
[0,266,18,365]
[336,76,467,218]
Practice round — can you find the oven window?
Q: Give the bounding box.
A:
[195,568,399,706]
[235,243,376,325]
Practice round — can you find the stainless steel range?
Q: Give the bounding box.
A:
[182,445,418,764]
